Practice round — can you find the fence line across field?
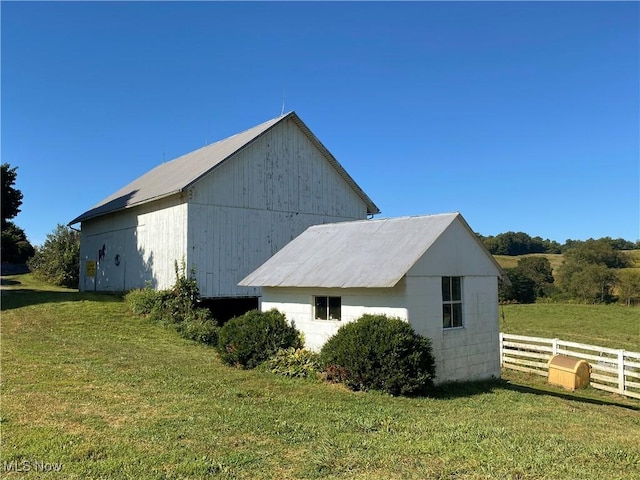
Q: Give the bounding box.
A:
[499,332,640,400]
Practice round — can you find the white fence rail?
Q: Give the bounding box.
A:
[499,333,640,400]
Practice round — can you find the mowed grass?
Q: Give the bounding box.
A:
[500,303,640,351]
[493,253,564,271]
[1,275,640,479]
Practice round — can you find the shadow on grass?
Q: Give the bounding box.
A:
[431,377,639,411]
[1,289,124,310]
[501,381,640,411]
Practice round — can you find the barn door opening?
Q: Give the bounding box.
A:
[199,297,259,324]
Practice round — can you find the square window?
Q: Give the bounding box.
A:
[314,296,341,321]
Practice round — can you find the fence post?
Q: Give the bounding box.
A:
[499,332,504,367]
[552,338,558,356]
[618,350,625,394]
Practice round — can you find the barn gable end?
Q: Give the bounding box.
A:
[71,112,377,297]
[187,116,371,298]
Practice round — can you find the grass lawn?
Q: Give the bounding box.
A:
[500,303,640,351]
[2,274,639,479]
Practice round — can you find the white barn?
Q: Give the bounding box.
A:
[69,112,379,312]
[240,213,508,384]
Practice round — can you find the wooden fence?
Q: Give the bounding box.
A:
[499,333,640,400]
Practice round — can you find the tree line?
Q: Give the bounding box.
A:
[477,231,638,256]
[499,239,639,306]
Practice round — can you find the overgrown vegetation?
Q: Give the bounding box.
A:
[27,224,80,288]
[264,347,321,379]
[320,314,436,396]
[216,309,302,369]
[124,261,219,346]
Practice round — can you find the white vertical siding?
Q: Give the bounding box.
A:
[79,116,370,296]
[187,117,369,298]
[79,196,187,292]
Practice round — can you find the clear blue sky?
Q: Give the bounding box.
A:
[2,1,638,247]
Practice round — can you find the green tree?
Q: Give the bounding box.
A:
[1,163,23,229]
[617,270,640,307]
[569,265,618,303]
[561,239,631,269]
[1,223,35,263]
[481,231,558,255]
[499,268,536,304]
[557,239,631,303]
[28,225,80,288]
[1,163,34,263]
[516,256,554,298]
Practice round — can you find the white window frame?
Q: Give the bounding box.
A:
[442,276,463,329]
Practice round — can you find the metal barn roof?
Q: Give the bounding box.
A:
[70,112,379,225]
[239,213,480,289]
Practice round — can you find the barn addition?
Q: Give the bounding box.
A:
[240,213,508,384]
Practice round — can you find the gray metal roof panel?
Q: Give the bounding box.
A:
[70,112,379,225]
[69,114,284,225]
[239,213,460,288]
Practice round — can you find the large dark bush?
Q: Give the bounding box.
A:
[217,309,302,369]
[319,314,436,396]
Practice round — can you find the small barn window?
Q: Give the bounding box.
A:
[314,296,341,321]
[442,276,463,328]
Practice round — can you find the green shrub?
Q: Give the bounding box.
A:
[27,224,80,288]
[217,309,302,369]
[124,285,163,315]
[158,260,202,324]
[126,263,219,348]
[177,309,219,346]
[319,314,436,396]
[265,347,321,378]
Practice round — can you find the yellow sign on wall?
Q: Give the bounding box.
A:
[85,260,96,277]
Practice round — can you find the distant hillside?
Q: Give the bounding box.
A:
[493,250,640,273]
[626,249,640,270]
[492,253,564,272]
